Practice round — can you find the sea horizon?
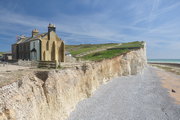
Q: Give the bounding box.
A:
[148,59,180,64]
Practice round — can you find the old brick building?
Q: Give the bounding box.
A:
[12,24,65,63]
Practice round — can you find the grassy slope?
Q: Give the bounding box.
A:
[115,41,144,49]
[82,49,130,61]
[66,43,118,56]
[66,41,144,61]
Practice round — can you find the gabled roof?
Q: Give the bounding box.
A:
[16,33,48,44]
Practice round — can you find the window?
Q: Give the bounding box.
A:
[46,41,49,50]
[33,42,35,48]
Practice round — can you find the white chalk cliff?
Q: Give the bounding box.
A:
[0,44,147,120]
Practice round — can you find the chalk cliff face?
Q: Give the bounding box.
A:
[0,46,147,120]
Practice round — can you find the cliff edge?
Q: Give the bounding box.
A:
[0,44,147,120]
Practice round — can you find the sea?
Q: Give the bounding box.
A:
[148,59,180,64]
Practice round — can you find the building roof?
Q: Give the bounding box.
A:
[16,32,48,44]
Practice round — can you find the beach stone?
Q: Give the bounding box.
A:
[172,89,176,93]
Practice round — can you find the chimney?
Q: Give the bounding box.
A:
[32,29,39,37]
[16,35,26,42]
[48,23,56,40]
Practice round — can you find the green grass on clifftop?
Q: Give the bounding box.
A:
[66,43,118,56]
[66,41,144,61]
[116,41,144,49]
[82,49,130,61]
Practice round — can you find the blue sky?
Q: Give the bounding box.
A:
[0,0,180,59]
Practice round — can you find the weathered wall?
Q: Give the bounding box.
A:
[0,46,147,120]
[41,31,64,62]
